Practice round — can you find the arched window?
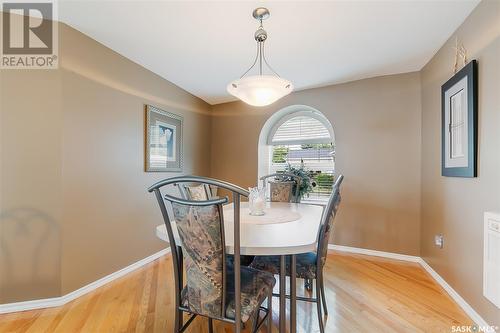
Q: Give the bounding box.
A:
[261,107,335,202]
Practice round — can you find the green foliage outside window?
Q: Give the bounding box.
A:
[300,143,334,150]
[314,173,334,191]
[272,146,289,163]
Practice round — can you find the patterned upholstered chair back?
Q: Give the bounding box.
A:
[177,183,213,201]
[260,173,302,203]
[170,198,227,317]
[269,181,294,202]
[149,176,249,329]
[317,175,344,267]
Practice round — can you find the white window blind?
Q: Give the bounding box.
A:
[271,116,331,145]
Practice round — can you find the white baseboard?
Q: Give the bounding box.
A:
[328,244,420,262]
[0,248,170,314]
[417,258,490,329]
[329,244,492,329]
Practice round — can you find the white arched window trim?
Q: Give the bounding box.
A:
[267,110,335,146]
[258,105,336,203]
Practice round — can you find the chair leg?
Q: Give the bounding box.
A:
[267,292,273,333]
[320,275,328,316]
[252,309,259,333]
[316,280,325,333]
[177,310,184,332]
[208,318,214,333]
[174,309,180,333]
[177,246,184,331]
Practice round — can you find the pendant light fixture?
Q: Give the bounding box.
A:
[227,7,293,107]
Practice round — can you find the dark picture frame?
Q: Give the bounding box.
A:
[145,105,183,172]
[441,60,478,177]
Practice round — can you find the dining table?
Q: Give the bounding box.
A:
[155,201,324,333]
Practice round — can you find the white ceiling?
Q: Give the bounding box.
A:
[59,1,479,105]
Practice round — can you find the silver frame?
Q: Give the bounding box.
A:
[145,104,183,172]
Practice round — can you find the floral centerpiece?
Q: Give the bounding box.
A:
[281,162,316,201]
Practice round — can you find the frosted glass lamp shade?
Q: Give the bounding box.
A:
[227,75,293,107]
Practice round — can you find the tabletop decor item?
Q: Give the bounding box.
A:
[283,163,316,200]
[248,186,266,216]
[145,105,183,172]
[441,59,477,177]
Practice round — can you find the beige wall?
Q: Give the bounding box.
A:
[420,0,500,326]
[0,64,63,303]
[1,2,498,326]
[0,22,212,302]
[211,72,422,256]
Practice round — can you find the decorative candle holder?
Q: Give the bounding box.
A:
[248,186,266,216]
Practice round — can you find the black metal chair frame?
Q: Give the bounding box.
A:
[260,172,302,203]
[149,176,272,333]
[269,174,344,333]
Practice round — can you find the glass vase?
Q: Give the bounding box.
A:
[248,186,266,216]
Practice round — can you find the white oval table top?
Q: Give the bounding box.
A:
[224,204,301,225]
[155,202,324,256]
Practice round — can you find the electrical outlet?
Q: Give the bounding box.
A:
[434,234,444,249]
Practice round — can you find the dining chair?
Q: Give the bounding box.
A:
[149,176,275,333]
[177,181,254,267]
[260,172,302,203]
[250,174,344,333]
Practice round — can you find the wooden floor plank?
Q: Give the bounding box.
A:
[0,251,473,332]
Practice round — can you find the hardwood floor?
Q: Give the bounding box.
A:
[0,251,473,333]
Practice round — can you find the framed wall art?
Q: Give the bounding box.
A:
[145,105,183,172]
[441,59,478,178]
